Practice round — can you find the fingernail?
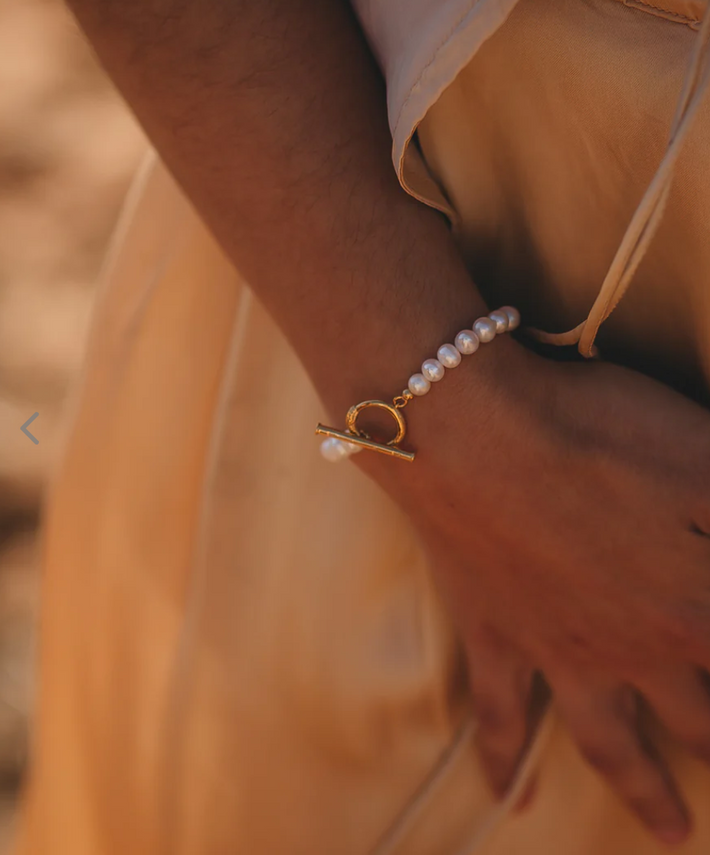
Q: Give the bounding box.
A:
[491,780,508,801]
[655,824,690,846]
[514,778,537,812]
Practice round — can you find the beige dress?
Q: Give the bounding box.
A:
[14,1,710,853]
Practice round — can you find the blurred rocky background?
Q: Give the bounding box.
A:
[0,0,145,847]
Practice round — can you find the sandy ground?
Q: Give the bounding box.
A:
[0,0,146,846]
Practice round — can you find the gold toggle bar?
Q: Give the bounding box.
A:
[315,424,416,461]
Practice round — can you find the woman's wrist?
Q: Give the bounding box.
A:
[306,262,494,406]
[316,305,523,462]
[313,294,544,467]
[406,334,544,448]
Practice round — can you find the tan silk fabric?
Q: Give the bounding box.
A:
[14,1,710,854]
[417,0,710,394]
[352,0,708,218]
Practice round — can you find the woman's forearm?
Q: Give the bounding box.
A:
[64,0,523,418]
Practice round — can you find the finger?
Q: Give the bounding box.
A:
[555,677,690,846]
[639,666,710,766]
[466,631,534,800]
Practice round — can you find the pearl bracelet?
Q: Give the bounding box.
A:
[316,306,520,463]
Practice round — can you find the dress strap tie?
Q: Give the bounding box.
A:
[529,8,710,357]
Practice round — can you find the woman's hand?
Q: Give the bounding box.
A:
[359,344,710,845]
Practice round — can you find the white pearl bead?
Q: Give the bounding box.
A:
[320,437,350,462]
[473,317,497,343]
[342,435,362,455]
[454,330,479,355]
[501,306,521,330]
[437,343,461,368]
[488,310,509,334]
[408,373,431,396]
[422,358,445,382]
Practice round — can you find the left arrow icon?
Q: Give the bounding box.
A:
[21,413,39,444]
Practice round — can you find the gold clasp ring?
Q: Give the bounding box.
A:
[315,398,415,461]
[345,399,406,446]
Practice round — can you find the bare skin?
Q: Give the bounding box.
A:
[65,0,710,844]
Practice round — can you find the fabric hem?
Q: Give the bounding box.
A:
[391,0,520,222]
[616,0,706,29]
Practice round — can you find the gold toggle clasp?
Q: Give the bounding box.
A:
[315,393,416,461]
